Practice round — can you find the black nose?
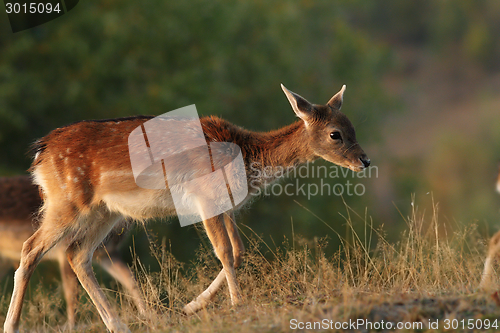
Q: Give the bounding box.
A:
[360,156,370,168]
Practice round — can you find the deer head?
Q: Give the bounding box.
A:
[281,84,370,172]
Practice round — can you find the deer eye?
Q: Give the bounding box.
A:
[330,131,341,140]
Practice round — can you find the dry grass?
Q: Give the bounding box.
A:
[2,200,500,332]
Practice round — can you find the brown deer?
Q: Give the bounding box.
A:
[4,84,370,333]
[480,165,500,290]
[0,175,146,329]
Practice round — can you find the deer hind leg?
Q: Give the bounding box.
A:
[184,211,244,314]
[57,250,79,330]
[95,248,147,316]
[480,230,500,291]
[65,213,130,333]
[3,205,74,333]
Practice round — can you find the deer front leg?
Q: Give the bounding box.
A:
[184,212,243,314]
[204,212,243,305]
[224,211,245,268]
[480,230,500,291]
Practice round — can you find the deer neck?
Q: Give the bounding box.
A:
[240,120,316,177]
[202,116,316,182]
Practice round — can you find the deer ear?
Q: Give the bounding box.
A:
[327,85,346,110]
[281,84,313,123]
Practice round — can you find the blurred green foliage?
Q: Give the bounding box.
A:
[0,0,391,171]
[355,0,500,68]
[420,108,500,232]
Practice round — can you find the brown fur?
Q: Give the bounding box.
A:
[480,166,500,290]
[0,176,146,329]
[4,85,369,333]
[0,176,41,226]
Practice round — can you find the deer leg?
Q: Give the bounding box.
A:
[57,250,79,330]
[4,207,72,333]
[480,230,500,290]
[224,212,245,268]
[66,214,130,333]
[205,212,243,305]
[184,211,244,314]
[95,250,147,315]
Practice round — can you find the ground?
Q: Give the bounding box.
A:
[2,201,500,332]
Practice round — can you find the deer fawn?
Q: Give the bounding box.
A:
[0,175,146,329]
[480,165,500,290]
[4,84,370,333]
